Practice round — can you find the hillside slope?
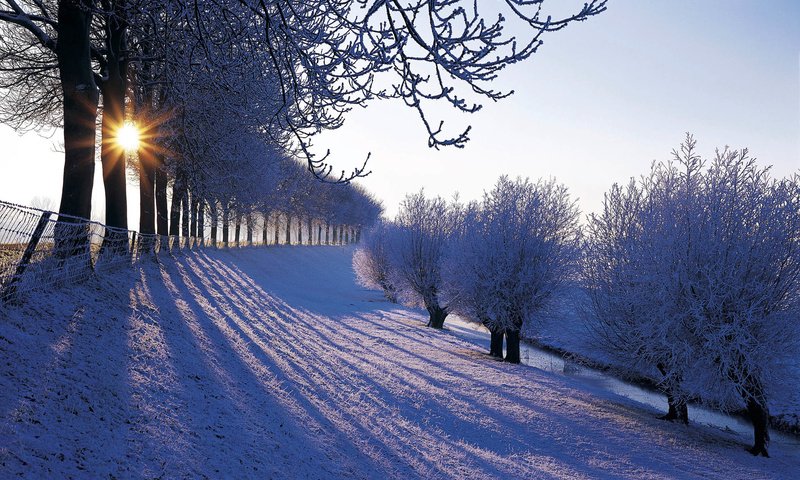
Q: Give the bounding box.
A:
[1,246,798,478]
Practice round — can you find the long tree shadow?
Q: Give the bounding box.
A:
[1,269,138,478]
[178,251,724,478]
[203,248,796,477]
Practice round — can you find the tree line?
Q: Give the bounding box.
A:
[0,0,605,254]
[354,136,800,458]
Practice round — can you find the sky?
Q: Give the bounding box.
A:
[1,0,798,222]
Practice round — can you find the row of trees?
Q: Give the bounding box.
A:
[355,137,800,458]
[0,0,605,254]
[159,155,383,249]
[354,176,581,363]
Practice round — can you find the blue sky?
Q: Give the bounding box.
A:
[1,0,798,221]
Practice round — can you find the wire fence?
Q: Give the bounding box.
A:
[0,199,203,303]
[0,199,360,304]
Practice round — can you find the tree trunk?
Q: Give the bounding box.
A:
[99,0,128,239]
[138,149,155,235]
[190,195,198,238]
[489,327,504,358]
[262,213,268,245]
[222,206,229,246]
[55,1,99,257]
[274,213,280,245]
[297,217,303,244]
[169,172,184,236]
[744,381,770,457]
[505,330,521,364]
[656,364,689,424]
[181,190,190,239]
[197,199,205,246]
[209,201,218,247]
[285,215,292,245]
[234,212,241,246]
[137,146,155,253]
[659,392,689,424]
[426,305,447,329]
[154,155,168,240]
[247,216,253,245]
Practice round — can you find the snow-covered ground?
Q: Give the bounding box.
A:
[2,246,798,478]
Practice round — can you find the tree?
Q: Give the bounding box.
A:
[445,176,580,363]
[584,135,800,456]
[354,220,399,302]
[390,190,461,328]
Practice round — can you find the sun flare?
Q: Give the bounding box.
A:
[117,122,140,151]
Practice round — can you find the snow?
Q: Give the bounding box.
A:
[1,246,798,478]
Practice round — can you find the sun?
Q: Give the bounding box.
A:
[116,122,140,151]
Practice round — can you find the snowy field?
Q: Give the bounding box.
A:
[1,246,798,478]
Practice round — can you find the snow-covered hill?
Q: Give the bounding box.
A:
[1,246,798,478]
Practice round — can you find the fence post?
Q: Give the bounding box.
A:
[2,211,52,301]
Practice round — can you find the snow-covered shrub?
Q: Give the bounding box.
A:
[353,221,399,303]
[391,191,462,328]
[444,176,581,363]
[584,135,800,456]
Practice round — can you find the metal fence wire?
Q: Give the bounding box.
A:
[0,199,198,303]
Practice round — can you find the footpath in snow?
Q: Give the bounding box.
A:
[1,246,798,479]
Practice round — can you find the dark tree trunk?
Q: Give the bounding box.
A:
[190,195,198,238]
[138,149,155,235]
[222,206,229,246]
[99,0,128,239]
[169,172,185,237]
[234,213,241,246]
[262,213,268,245]
[180,190,190,239]
[317,224,322,245]
[325,223,330,245]
[209,202,218,247]
[744,381,770,457]
[504,330,521,364]
[154,155,168,238]
[197,199,205,246]
[489,327,504,358]
[247,217,253,245]
[659,392,689,424]
[274,214,280,245]
[55,1,99,257]
[656,364,689,424]
[426,305,447,329]
[137,145,155,253]
[285,215,291,245]
[297,217,303,244]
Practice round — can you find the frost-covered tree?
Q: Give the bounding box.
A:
[391,191,461,328]
[681,150,800,457]
[585,135,800,457]
[584,150,700,424]
[445,176,580,363]
[353,221,399,303]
